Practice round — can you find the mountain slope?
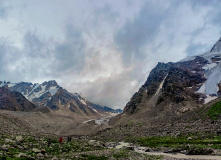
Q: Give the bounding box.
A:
[94,38,221,141]
[0,87,36,111]
[124,37,221,116]
[106,37,221,134]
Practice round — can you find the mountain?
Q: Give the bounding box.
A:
[99,37,221,141]
[0,86,36,111]
[0,80,122,115]
[1,80,62,106]
[124,37,221,115]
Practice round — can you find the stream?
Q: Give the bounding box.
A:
[106,142,221,160]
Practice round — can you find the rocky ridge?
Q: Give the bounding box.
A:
[0,80,122,116]
[123,37,221,116]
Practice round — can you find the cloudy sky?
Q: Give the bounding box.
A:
[0,0,221,109]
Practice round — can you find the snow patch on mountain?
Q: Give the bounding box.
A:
[0,81,16,87]
[79,98,87,105]
[202,63,217,70]
[197,83,206,94]
[204,62,221,95]
[181,38,221,103]
[28,85,47,101]
[92,108,98,113]
[204,95,217,104]
[49,86,58,96]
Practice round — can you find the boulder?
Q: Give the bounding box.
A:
[88,140,104,147]
[16,136,23,141]
[126,146,134,150]
[32,148,41,153]
[187,137,193,140]
[36,153,44,158]
[5,138,13,143]
[186,148,213,155]
[1,144,9,152]
[41,149,46,155]
[16,153,28,158]
[145,148,150,152]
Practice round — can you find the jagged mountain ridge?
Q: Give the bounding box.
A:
[0,80,122,115]
[0,87,36,111]
[123,37,221,115]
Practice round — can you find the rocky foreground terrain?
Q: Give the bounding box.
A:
[1,130,221,160]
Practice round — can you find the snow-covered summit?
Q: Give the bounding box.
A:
[180,37,221,103]
[1,80,62,106]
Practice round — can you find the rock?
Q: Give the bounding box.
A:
[145,148,150,152]
[180,150,187,154]
[164,150,173,153]
[217,130,221,135]
[186,148,213,155]
[16,153,28,158]
[126,146,134,150]
[52,156,58,160]
[16,141,21,145]
[105,142,118,148]
[5,138,13,143]
[17,145,23,150]
[16,136,23,141]
[88,140,104,147]
[187,137,193,140]
[23,145,28,150]
[32,148,41,153]
[36,153,44,158]
[1,144,9,152]
[41,149,46,154]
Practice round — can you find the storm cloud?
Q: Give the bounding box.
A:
[0,0,221,109]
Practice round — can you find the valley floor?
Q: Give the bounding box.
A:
[0,105,221,160]
[1,134,221,160]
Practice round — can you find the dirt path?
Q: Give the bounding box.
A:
[139,151,221,160]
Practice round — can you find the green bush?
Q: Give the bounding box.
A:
[207,101,221,120]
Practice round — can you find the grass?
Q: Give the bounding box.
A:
[75,154,109,160]
[207,101,221,120]
[125,135,221,149]
[144,155,163,160]
[112,149,128,159]
[127,121,133,125]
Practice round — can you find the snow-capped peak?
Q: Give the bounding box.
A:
[177,37,221,104]
[0,81,17,87]
[210,37,221,53]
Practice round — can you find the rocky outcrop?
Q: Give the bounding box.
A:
[124,56,207,114]
[0,87,36,111]
[45,89,106,117]
[218,82,221,97]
